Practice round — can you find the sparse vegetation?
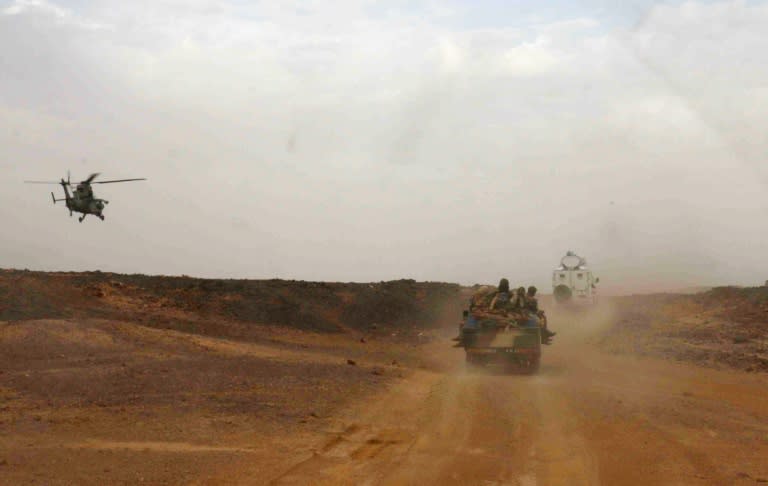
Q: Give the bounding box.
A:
[601,287,768,372]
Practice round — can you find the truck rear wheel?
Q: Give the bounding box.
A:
[465,353,481,371]
[554,285,572,303]
[527,358,540,374]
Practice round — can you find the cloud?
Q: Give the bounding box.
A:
[3,0,768,289]
[500,38,561,76]
[2,0,110,29]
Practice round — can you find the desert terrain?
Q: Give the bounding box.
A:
[1,269,768,485]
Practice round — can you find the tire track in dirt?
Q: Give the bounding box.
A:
[258,327,768,486]
[267,373,435,485]
[522,376,600,486]
[69,439,261,454]
[265,338,598,486]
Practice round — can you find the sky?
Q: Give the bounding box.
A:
[2,0,768,292]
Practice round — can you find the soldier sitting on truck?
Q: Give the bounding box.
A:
[468,285,496,312]
[526,286,556,344]
[454,279,556,346]
[453,279,511,345]
[513,287,527,310]
[488,278,512,314]
[525,286,540,313]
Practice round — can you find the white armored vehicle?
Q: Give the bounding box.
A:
[552,251,599,304]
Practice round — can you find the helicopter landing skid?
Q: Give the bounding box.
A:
[79,214,105,222]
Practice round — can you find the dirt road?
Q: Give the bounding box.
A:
[3,297,768,485]
[254,306,768,486]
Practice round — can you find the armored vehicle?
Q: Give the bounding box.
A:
[458,311,542,373]
[552,251,599,304]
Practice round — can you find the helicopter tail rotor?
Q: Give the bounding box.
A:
[51,191,67,204]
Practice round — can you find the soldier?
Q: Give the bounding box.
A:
[468,285,495,311]
[488,278,512,313]
[453,284,494,343]
[513,286,527,310]
[525,286,539,312]
[526,286,556,343]
[453,279,511,346]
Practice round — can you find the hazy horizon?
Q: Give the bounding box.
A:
[3,0,768,293]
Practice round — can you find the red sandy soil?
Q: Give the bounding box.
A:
[2,271,768,485]
[600,286,768,372]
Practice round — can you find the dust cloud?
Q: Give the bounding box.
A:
[545,301,618,341]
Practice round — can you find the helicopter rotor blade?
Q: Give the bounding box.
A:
[91,178,147,184]
[83,172,101,184]
[26,174,146,185]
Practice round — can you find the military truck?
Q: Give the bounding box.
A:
[457,311,542,373]
[552,251,599,304]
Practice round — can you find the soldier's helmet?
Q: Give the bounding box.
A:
[498,278,510,293]
[527,286,537,296]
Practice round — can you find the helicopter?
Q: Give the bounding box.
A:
[24,172,147,222]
